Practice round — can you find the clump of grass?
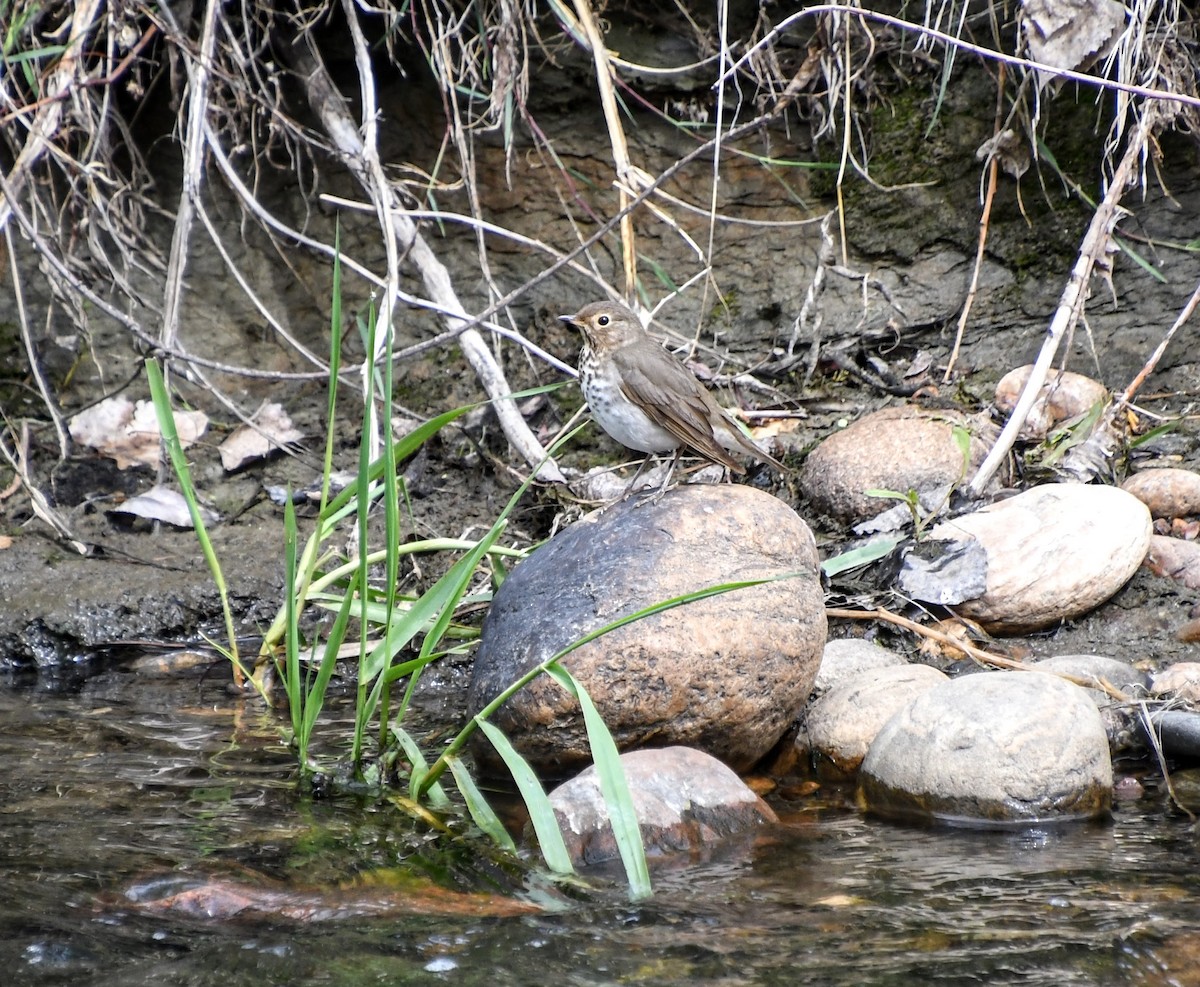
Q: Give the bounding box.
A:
[147,247,658,896]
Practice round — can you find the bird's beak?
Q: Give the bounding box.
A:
[558,314,579,329]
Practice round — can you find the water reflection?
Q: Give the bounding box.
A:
[1,669,1198,987]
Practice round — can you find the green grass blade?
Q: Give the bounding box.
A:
[476,719,574,875]
[284,495,304,751]
[145,359,244,673]
[391,726,451,809]
[821,536,903,577]
[299,569,359,747]
[446,755,517,852]
[545,663,651,898]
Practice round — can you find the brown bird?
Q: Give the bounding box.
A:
[559,301,786,497]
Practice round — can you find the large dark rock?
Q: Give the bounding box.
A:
[468,484,826,774]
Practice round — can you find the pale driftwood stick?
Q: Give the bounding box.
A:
[157,0,220,357]
[968,109,1157,496]
[292,37,564,482]
[825,607,1132,701]
[5,227,69,457]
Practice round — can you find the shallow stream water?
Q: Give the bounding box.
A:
[2,663,1199,987]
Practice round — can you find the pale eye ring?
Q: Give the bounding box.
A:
[597,314,610,326]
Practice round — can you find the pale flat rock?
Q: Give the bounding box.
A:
[858,671,1112,826]
[806,664,949,778]
[798,405,999,522]
[927,484,1152,633]
[468,484,827,774]
[546,746,777,866]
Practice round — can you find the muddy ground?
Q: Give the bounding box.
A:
[1,29,1198,695]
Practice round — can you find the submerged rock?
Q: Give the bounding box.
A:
[544,746,777,866]
[468,484,826,774]
[858,671,1112,826]
[926,483,1152,633]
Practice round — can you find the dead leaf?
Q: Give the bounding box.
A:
[108,485,218,528]
[69,397,208,469]
[218,402,304,471]
[976,129,1031,180]
[1021,0,1126,85]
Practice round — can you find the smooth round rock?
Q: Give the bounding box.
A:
[812,638,906,697]
[1032,654,1150,751]
[1151,662,1200,702]
[806,664,949,778]
[1145,534,1200,590]
[858,671,1113,826]
[544,746,777,866]
[468,484,827,774]
[1122,467,1200,519]
[994,366,1108,439]
[927,483,1152,633]
[1032,654,1148,694]
[798,405,998,522]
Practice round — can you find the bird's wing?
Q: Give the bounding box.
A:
[611,343,745,472]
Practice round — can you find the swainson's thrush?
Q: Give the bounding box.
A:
[559,301,786,495]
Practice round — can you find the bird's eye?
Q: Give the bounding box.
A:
[597,314,610,326]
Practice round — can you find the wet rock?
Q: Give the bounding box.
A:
[468,484,826,774]
[797,405,998,522]
[121,873,540,921]
[1122,467,1200,519]
[927,484,1152,633]
[0,527,284,670]
[806,664,949,778]
[1151,662,1200,702]
[858,671,1112,826]
[1032,654,1149,751]
[1141,710,1200,762]
[1144,534,1200,591]
[544,746,777,866]
[812,638,906,697]
[994,366,1108,440]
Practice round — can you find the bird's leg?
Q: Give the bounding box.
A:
[620,451,657,500]
[639,448,682,506]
